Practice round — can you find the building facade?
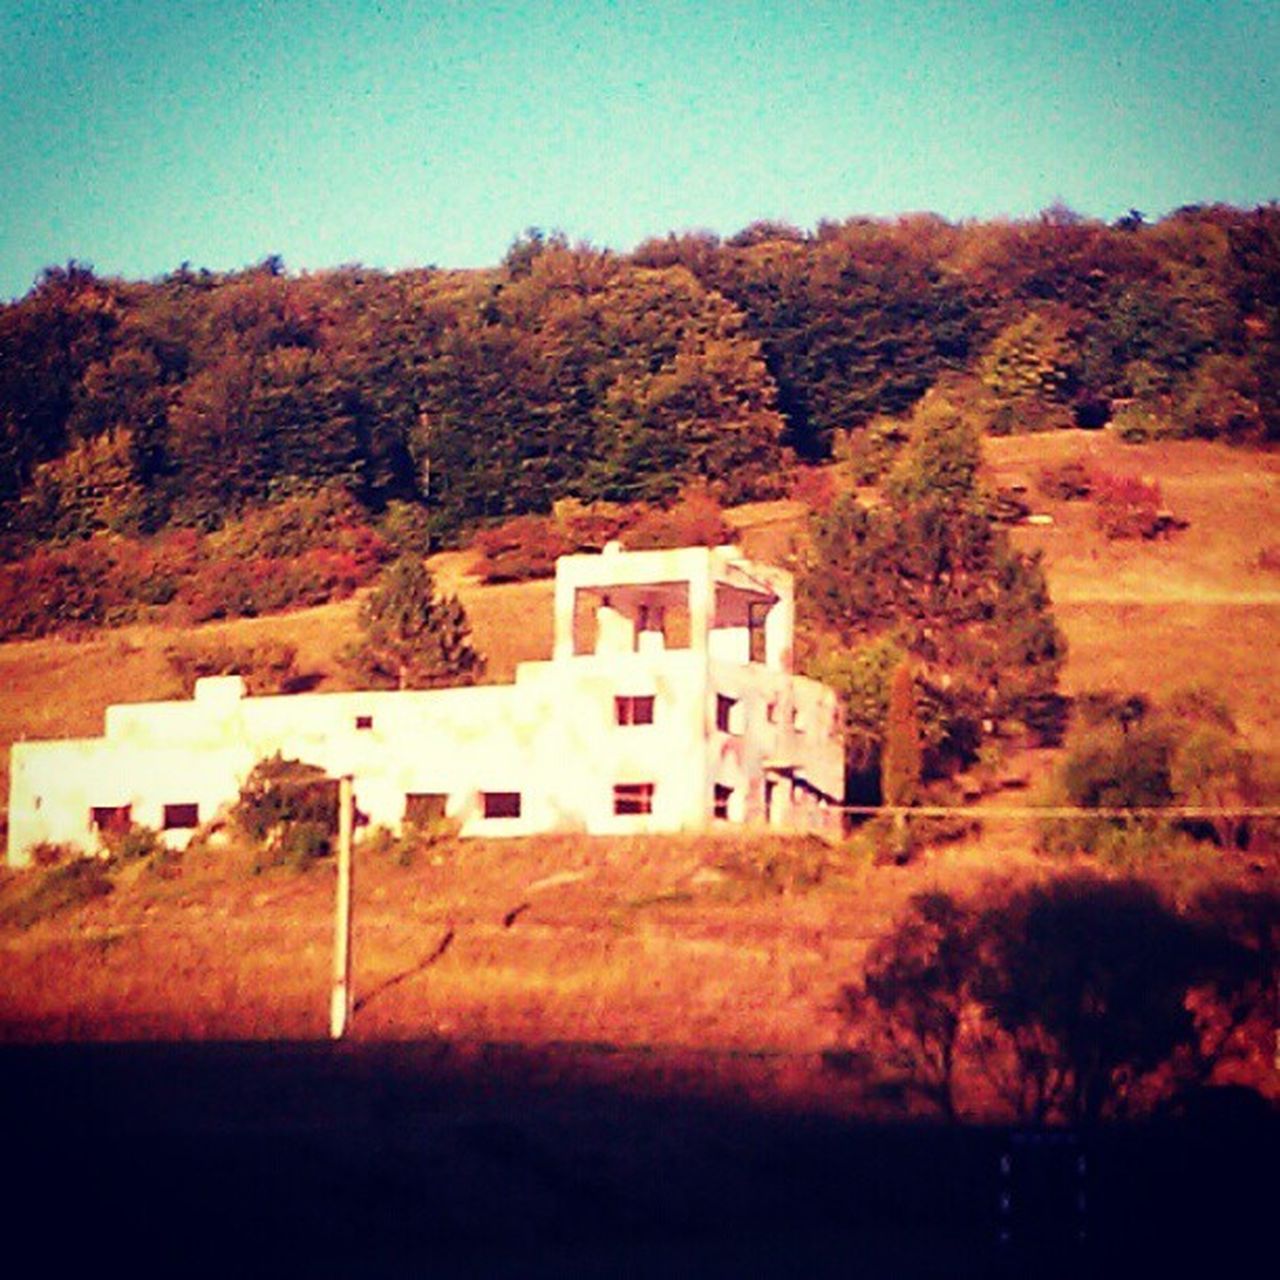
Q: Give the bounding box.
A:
[6,544,844,865]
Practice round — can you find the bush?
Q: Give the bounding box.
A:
[165,639,300,696]
[103,824,167,863]
[1038,456,1094,501]
[473,514,572,583]
[1092,469,1165,540]
[0,859,114,928]
[232,754,338,870]
[1112,401,1165,442]
[621,485,730,550]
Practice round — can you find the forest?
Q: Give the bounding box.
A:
[3,203,1277,557]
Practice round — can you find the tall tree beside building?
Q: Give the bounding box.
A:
[346,556,484,690]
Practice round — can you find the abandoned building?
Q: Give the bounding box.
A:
[6,543,845,865]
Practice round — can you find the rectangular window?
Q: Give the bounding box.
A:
[613,783,655,815]
[404,793,448,826]
[716,694,739,734]
[162,802,199,830]
[615,694,655,726]
[355,715,374,731]
[713,784,733,821]
[483,791,522,820]
[90,805,131,835]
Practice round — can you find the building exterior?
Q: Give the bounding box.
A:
[6,544,844,866]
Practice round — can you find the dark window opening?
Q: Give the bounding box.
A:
[748,600,770,663]
[404,793,448,826]
[613,783,655,815]
[163,803,199,830]
[483,791,522,819]
[716,694,738,734]
[90,805,131,835]
[713,784,733,821]
[615,694,655,726]
[355,715,374,731]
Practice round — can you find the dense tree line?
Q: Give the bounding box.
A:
[3,204,1277,555]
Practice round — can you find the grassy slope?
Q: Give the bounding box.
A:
[0,432,1277,1065]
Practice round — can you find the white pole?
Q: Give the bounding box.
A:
[330,775,354,1040]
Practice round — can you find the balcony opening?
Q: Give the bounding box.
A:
[716,693,740,734]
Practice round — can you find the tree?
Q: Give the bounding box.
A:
[881,660,923,808]
[346,555,484,690]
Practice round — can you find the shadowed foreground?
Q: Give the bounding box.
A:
[2,1040,1272,1278]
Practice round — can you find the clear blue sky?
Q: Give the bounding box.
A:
[1,0,1276,300]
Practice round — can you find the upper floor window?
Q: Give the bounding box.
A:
[355,715,374,731]
[716,694,741,734]
[615,695,655,726]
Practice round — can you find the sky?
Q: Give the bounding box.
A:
[1,0,1277,300]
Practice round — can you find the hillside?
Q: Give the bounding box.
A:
[4,431,1277,819]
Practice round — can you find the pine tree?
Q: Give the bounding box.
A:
[346,555,485,690]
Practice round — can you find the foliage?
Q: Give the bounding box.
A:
[838,875,1277,1125]
[620,484,730,550]
[881,661,923,808]
[802,395,1065,783]
[1091,470,1165,540]
[232,753,338,870]
[1048,687,1270,854]
[102,823,167,863]
[345,555,484,690]
[1037,455,1094,501]
[473,514,572,583]
[0,858,114,928]
[164,638,300,696]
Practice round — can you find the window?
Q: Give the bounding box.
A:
[713,784,733,821]
[404,793,448,826]
[615,694,655,726]
[355,715,374,731]
[716,694,739,734]
[483,791,521,819]
[90,805,131,835]
[613,783,655,815]
[748,600,769,663]
[162,803,199,830]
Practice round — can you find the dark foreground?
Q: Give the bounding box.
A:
[1,1040,1273,1278]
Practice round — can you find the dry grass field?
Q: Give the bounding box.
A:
[0,431,1277,1080]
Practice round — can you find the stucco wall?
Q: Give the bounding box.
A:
[6,546,845,865]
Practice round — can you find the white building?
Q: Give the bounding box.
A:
[6,544,844,865]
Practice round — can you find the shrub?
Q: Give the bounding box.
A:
[1092,469,1164,540]
[103,824,167,863]
[1038,456,1094,501]
[473,514,572,583]
[1112,401,1165,442]
[0,859,114,928]
[165,639,300,696]
[621,484,730,550]
[232,754,338,870]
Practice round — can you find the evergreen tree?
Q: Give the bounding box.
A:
[881,660,923,808]
[346,556,484,690]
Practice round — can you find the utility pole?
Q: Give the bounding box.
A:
[330,775,354,1040]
